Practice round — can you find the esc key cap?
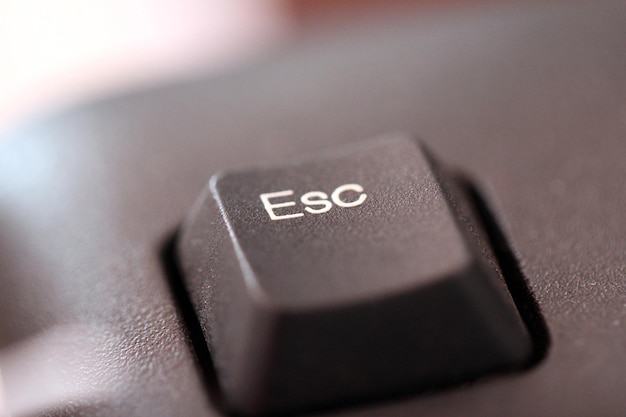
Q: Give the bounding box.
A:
[177,135,532,416]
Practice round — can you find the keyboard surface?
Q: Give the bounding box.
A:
[1,1,626,416]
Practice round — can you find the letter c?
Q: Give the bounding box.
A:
[331,184,367,208]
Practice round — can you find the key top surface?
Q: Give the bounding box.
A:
[178,135,531,415]
[214,136,472,305]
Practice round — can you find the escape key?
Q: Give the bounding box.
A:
[178,135,532,416]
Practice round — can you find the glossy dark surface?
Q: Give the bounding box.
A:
[1,1,626,416]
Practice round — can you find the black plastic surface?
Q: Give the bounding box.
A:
[1,1,626,416]
[178,136,531,415]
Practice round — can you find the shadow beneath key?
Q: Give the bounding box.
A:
[159,231,228,414]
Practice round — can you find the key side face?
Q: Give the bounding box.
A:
[179,135,533,416]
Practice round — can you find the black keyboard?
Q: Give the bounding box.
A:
[1,2,625,416]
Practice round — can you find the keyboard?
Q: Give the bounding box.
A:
[1,1,625,416]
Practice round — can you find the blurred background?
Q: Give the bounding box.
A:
[0,0,531,141]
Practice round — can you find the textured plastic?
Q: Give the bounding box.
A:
[178,136,531,415]
[1,1,626,416]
